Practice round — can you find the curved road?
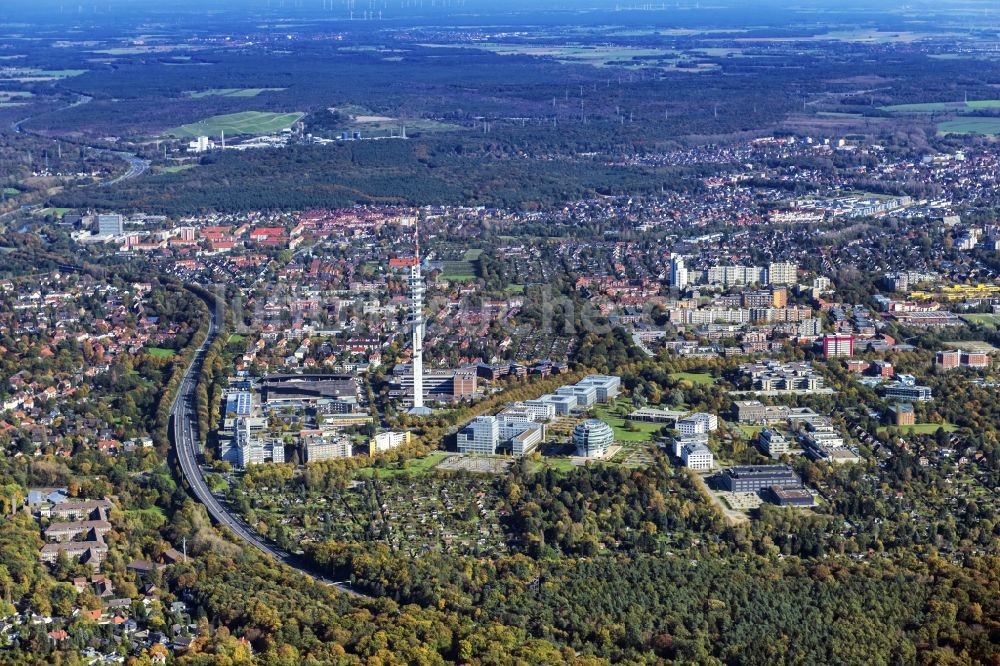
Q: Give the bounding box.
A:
[11,94,149,187]
[170,292,366,597]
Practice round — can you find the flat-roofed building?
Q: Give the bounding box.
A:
[536,393,577,415]
[768,486,815,507]
[888,403,915,426]
[758,428,789,459]
[720,465,800,492]
[304,436,352,462]
[370,431,410,455]
[458,416,499,455]
[677,412,718,435]
[576,375,621,403]
[680,442,714,470]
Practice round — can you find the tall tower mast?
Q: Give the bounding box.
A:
[408,218,431,415]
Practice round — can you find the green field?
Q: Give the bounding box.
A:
[147,347,177,359]
[159,164,197,174]
[354,451,449,478]
[938,118,1000,136]
[878,423,958,436]
[595,403,664,442]
[167,111,305,138]
[187,88,285,98]
[38,207,71,216]
[961,314,1000,328]
[227,333,247,345]
[441,259,479,281]
[463,248,484,260]
[670,372,716,386]
[504,284,526,294]
[0,68,86,81]
[738,424,764,439]
[881,99,1000,114]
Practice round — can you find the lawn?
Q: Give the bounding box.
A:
[595,404,664,442]
[670,372,716,386]
[354,451,449,478]
[38,207,71,216]
[2,188,19,196]
[147,347,177,359]
[227,333,246,345]
[938,118,1000,136]
[738,425,764,439]
[878,423,958,436]
[186,88,285,98]
[167,111,305,138]
[504,284,526,294]
[960,314,1000,329]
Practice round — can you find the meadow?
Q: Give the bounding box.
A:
[938,118,1000,135]
[167,111,305,138]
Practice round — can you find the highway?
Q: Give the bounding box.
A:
[169,292,366,597]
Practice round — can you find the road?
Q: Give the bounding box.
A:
[11,93,149,188]
[169,292,367,597]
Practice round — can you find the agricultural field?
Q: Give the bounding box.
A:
[0,68,86,81]
[186,88,285,98]
[167,111,305,138]
[938,118,1000,136]
[881,99,1000,113]
[329,104,461,135]
[423,42,699,69]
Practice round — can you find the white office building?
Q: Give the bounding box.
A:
[681,442,714,470]
[576,375,621,403]
[676,413,719,436]
[458,416,500,455]
[537,394,578,415]
[573,419,615,458]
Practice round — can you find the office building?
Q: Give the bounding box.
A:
[458,416,500,455]
[680,442,714,470]
[536,393,577,415]
[883,375,932,402]
[96,214,124,237]
[758,428,789,459]
[769,486,815,507]
[720,465,800,492]
[238,439,284,468]
[572,419,614,458]
[676,413,718,436]
[576,375,621,403]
